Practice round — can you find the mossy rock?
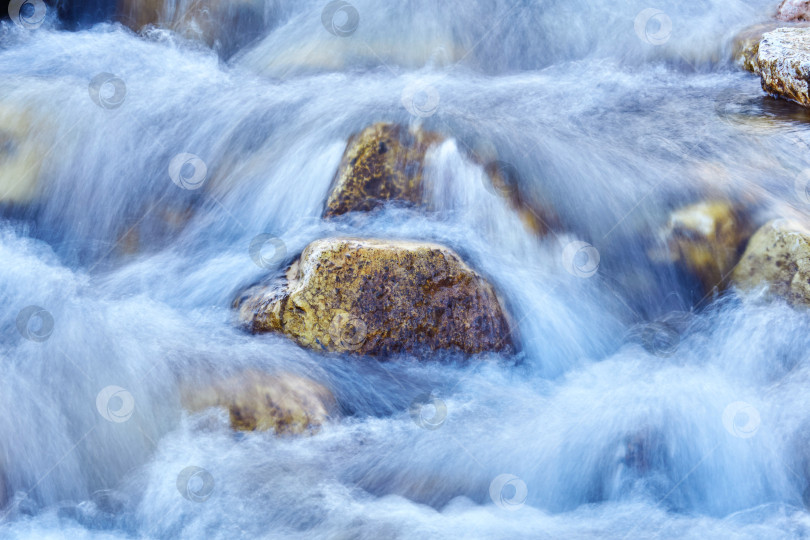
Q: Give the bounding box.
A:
[732,219,810,306]
[323,123,443,218]
[180,370,336,435]
[236,237,514,356]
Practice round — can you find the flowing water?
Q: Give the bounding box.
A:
[2,0,810,538]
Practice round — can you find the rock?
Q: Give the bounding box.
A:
[732,219,810,306]
[236,237,514,356]
[180,370,336,435]
[482,159,556,237]
[731,22,794,74]
[777,0,810,21]
[658,201,753,292]
[115,199,194,256]
[117,0,265,58]
[757,27,810,107]
[324,124,556,235]
[323,123,443,218]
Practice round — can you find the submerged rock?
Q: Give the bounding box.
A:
[180,370,336,435]
[732,219,810,306]
[659,201,753,293]
[777,0,810,21]
[323,123,443,218]
[236,237,514,356]
[240,37,465,79]
[757,27,810,107]
[0,104,48,204]
[481,159,557,237]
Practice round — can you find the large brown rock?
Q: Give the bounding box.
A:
[180,371,336,435]
[236,238,514,356]
[732,219,810,306]
[757,27,810,107]
[659,201,754,292]
[323,123,443,218]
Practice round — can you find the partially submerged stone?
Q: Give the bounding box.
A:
[732,219,810,306]
[658,201,753,292]
[236,238,514,356]
[180,370,336,435]
[731,22,798,74]
[483,160,556,236]
[323,123,443,218]
[757,27,810,107]
[117,0,264,57]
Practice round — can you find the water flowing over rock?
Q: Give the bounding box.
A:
[323,123,443,218]
[732,219,810,306]
[180,370,336,434]
[236,237,514,356]
[757,27,810,107]
[0,103,48,204]
[241,37,465,79]
[659,201,754,293]
[117,0,265,57]
[325,123,555,235]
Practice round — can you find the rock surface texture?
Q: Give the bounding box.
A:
[181,371,336,434]
[732,219,810,306]
[236,238,514,356]
[323,123,443,218]
[732,23,795,73]
[757,27,810,107]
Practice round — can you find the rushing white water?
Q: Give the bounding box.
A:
[2,0,810,538]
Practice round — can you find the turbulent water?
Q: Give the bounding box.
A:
[2,0,810,538]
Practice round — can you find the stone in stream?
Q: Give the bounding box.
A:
[0,103,49,205]
[324,122,556,235]
[323,123,444,218]
[180,370,336,435]
[117,0,265,58]
[657,201,754,293]
[732,219,810,306]
[731,22,806,74]
[235,237,514,356]
[757,27,810,107]
[777,0,810,21]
